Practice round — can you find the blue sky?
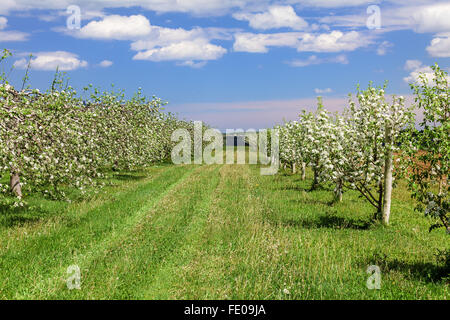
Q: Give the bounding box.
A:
[1,0,449,130]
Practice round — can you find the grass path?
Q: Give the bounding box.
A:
[0,161,448,299]
[0,164,195,298]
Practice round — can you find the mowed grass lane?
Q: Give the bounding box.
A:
[0,159,448,299]
[0,164,197,299]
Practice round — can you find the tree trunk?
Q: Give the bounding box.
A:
[311,166,319,191]
[292,163,296,174]
[10,171,22,198]
[301,162,306,180]
[373,181,383,220]
[382,124,393,225]
[335,181,343,202]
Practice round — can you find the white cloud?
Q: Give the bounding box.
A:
[233,5,308,30]
[289,0,375,8]
[1,0,446,18]
[131,0,257,16]
[403,65,434,83]
[411,3,450,33]
[14,51,88,71]
[4,0,423,18]
[63,15,230,66]
[0,16,29,41]
[73,15,152,40]
[133,39,226,63]
[402,60,450,84]
[0,16,7,29]
[176,60,208,68]
[0,0,16,15]
[130,26,231,51]
[37,14,59,22]
[426,35,450,58]
[4,0,421,18]
[0,0,261,17]
[377,41,393,56]
[98,60,113,67]
[130,26,229,66]
[233,32,302,53]
[297,31,370,52]
[0,30,28,41]
[404,59,423,71]
[288,54,348,67]
[314,88,333,94]
[233,30,370,54]
[319,2,450,34]
[318,14,366,29]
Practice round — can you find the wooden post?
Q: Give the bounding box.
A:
[335,181,343,202]
[301,162,306,180]
[382,123,393,225]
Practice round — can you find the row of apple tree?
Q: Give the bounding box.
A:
[0,50,196,206]
[276,64,448,233]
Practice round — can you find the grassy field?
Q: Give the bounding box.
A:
[0,150,448,299]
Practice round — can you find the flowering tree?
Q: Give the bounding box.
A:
[278,120,308,178]
[320,112,352,202]
[343,84,413,223]
[276,84,413,223]
[0,51,194,206]
[402,64,449,233]
[299,98,336,191]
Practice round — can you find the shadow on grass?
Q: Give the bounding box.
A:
[288,198,334,206]
[278,185,310,192]
[0,214,43,228]
[112,174,147,182]
[367,253,450,284]
[0,204,49,228]
[275,214,373,230]
[276,184,335,193]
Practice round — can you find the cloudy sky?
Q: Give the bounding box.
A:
[1,0,449,130]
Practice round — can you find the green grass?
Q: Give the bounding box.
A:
[0,153,448,299]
